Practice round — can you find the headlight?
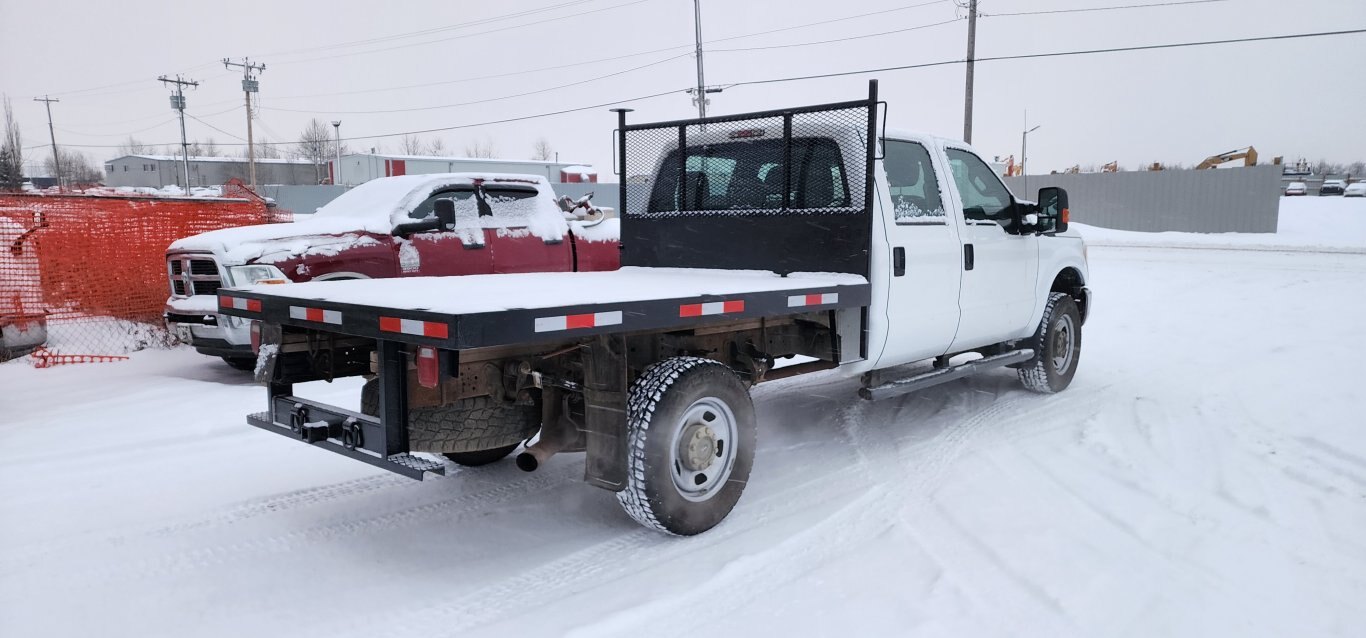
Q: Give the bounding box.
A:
[228,264,290,286]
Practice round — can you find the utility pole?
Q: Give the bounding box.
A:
[159,74,199,190]
[693,0,708,120]
[223,58,266,191]
[1021,111,1041,195]
[962,0,978,144]
[331,121,341,185]
[33,96,61,191]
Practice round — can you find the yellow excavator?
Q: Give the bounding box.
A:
[1196,146,1259,169]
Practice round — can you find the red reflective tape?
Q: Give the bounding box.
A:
[247,299,261,312]
[423,322,449,339]
[805,294,822,306]
[218,294,230,308]
[565,313,596,329]
[723,300,745,313]
[379,316,402,333]
[305,307,324,322]
[679,304,703,317]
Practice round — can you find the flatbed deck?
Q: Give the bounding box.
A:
[218,266,871,349]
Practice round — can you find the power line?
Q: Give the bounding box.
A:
[263,52,693,114]
[259,0,600,58]
[43,27,1366,150]
[983,0,1227,18]
[711,18,961,53]
[269,0,661,67]
[725,27,1366,87]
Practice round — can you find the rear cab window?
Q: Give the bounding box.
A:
[883,139,945,224]
[646,137,851,213]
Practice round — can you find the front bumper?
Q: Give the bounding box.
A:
[166,297,253,356]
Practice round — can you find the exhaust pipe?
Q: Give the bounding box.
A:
[517,404,585,472]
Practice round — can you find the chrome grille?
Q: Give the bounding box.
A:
[167,254,222,297]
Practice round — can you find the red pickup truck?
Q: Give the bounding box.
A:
[165,173,619,369]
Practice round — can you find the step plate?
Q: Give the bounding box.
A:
[859,349,1035,401]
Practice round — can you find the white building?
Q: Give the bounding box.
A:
[329,153,597,186]
[104,155,319,188]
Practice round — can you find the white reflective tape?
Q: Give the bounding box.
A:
[821,292,839,304]
[535,316,568,332]
[288,306,306,320]
[699,301,725,315]
[786,295,805,307]
[399,318,426,335]
[594,311,623,326]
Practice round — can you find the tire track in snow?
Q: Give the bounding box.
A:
[0,473,411,571]
[345,455,881,638]
[14,462,582,590]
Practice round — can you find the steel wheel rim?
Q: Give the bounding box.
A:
[1051,313,1076,374]
[669,396,739,502]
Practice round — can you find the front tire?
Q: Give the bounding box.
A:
[617,357,756,536]
[1018,292,1082,394]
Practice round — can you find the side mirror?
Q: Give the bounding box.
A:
[1037,186,1070,233]
[434,198,457,230]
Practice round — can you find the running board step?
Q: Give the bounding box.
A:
[858,349,1035,401]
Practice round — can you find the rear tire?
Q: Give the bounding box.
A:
[359,379,537,466]
[1018,292,1082,394]
[221,356,257,372]
[617,357,756,536]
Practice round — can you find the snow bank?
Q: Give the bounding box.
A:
[1078,196,1366,252]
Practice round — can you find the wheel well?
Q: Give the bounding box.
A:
[1050,268,1087,321]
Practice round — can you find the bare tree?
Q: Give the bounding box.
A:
[117,136,148,157]
[202,138,219,157]
[532,137,554,161]
[426,137,447,156]
[398,134,425,155]
[296,118,335,182]
[255,136,282,159]
[1347,162,1365,178]
[186,140,204,157]
[0,95,22,190]
[463,137,497,159]
[44,148,101,185]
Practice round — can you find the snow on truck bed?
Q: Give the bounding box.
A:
[238,267,868,315]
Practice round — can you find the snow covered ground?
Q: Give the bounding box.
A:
[3,202,1366,637]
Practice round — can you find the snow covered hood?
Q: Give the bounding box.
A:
[168,173,556,264]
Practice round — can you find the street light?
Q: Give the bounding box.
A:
[331,120,342,185]
[1022,123,1041,195]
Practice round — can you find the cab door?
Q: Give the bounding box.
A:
[479,184,573,274]
[943,147,1039,350]
[874,138,963,368]
[401,188,493,277]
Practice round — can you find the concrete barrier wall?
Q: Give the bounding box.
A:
[1003,165,1283,233]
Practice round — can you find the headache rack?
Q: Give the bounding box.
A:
[614,80,883,277]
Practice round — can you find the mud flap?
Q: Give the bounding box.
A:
[582,334,628,491]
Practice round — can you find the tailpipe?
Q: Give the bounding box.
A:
[516,444,557,472]
[516,411,585,472]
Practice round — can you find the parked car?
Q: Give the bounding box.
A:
[223,81,1091,535]
[165,173,619,369]
[1285,182,1307,196]
[1320,179,1346,196]
[1345,182,1366,198]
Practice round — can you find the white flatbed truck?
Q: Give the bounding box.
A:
[220,81,1091,535]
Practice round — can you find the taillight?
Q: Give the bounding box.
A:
[1061,208,1071,224]
[417,346,439,389]
[250,321,261,353]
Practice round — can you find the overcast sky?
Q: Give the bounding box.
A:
[3,0,1363,179]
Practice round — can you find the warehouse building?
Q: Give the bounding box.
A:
[328,153,596,186]
[103,155,320,188]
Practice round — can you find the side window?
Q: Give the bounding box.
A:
[645,138,850,213]
[883,139,945,223]
[946,148,1013,224]
[408,188,474,220]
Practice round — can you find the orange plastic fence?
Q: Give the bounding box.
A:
[0,191,280,363]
